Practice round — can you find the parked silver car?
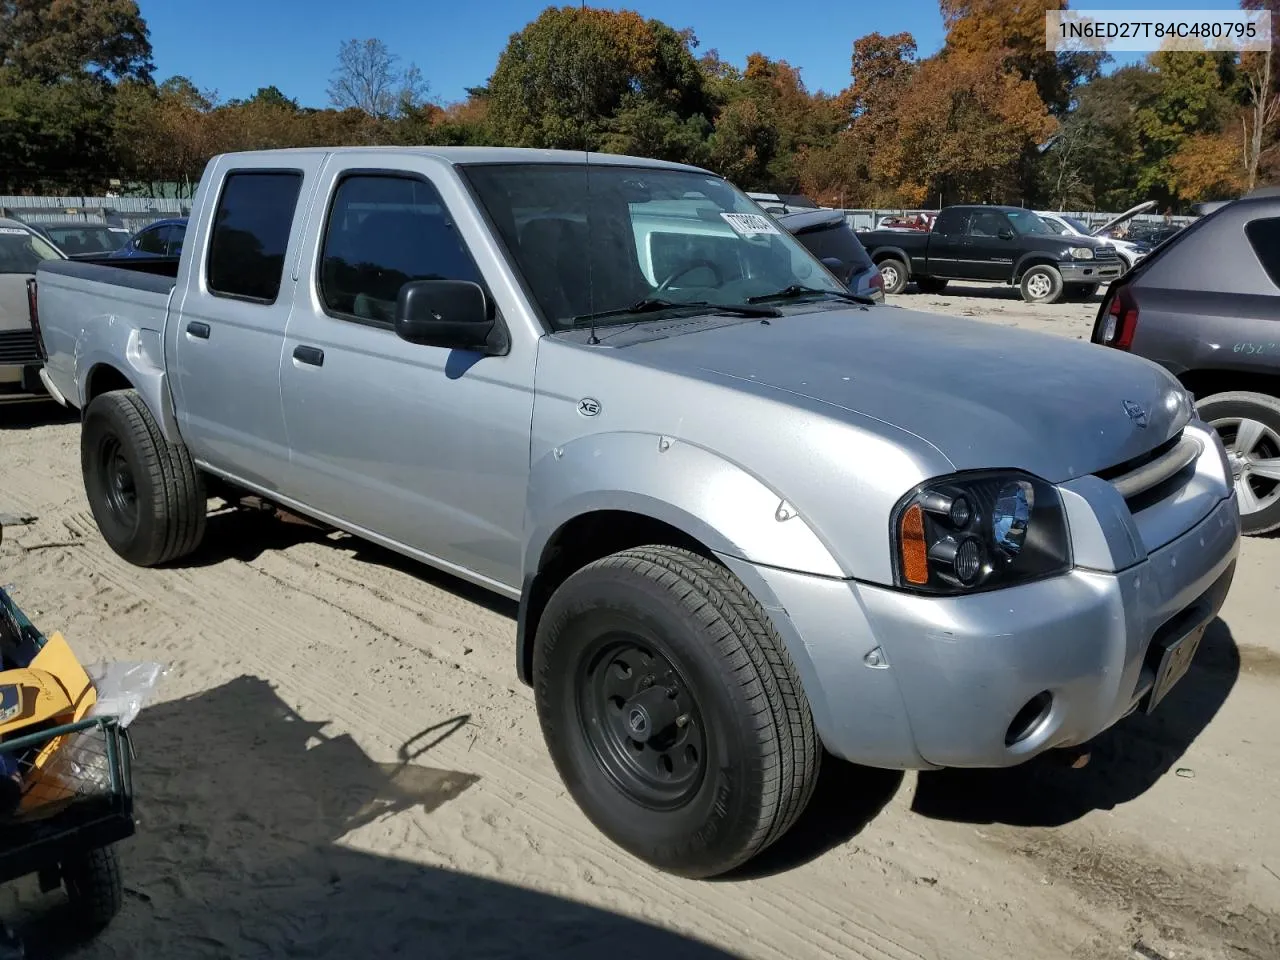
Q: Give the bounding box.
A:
[31,148,1240,879]
[0,217,63,397]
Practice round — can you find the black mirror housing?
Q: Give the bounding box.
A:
[997,228,1015,240]
[394,280,504,353]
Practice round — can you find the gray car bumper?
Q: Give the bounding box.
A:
[727,492,1239,770]
[1058,259,1124,284]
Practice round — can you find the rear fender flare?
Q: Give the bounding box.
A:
[76,327,180,442]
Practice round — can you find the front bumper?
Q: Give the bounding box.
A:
[724,492,1239,770]
[1059,259,1123,283]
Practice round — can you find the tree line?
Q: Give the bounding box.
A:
[2,0,1278,211]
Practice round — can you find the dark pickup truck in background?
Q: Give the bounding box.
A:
[859,204,1125,304]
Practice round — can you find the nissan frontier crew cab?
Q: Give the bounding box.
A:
[29,147,1240,879]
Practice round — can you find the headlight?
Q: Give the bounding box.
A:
[1067,247,1094,260]
[891,471,1071,595]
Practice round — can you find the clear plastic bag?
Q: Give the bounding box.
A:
[84,661,168,728]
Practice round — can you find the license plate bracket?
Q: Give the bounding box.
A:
[1144,617,1209,714]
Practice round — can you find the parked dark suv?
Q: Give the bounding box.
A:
[777,208,884,302]
[1092,187,1280,534]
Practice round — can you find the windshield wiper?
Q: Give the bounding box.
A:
[746,285,877,306]
[569,297,780,327]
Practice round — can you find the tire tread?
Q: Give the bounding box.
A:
[584,545,819,869]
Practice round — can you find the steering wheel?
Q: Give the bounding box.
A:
[654,258,725,294]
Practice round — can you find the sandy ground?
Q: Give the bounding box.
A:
[0,279,1277,959]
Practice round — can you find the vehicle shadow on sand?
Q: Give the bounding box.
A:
[0,398,77,431]
[184,507,518,619]
[910,617,1239,828]
[719,758,903,881]
[2,676,740,959]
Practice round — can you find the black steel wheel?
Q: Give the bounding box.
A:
[578,634,707,811]
[534,545,820,879]
[81,388,207,567]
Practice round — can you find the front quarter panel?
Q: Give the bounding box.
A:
[524,432,844,579]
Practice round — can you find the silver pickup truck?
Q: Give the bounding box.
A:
[30,147,1240,879]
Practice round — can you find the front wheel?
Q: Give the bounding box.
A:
[1198,390,1280,535]
[876,258,908,295]
[534,546,820,878]
[1019,264,1064,304]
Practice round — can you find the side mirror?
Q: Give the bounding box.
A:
[997,228,1015,241]
[820,257,844,270]
[394,279,501,353]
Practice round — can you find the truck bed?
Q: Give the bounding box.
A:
[34,258,180,409]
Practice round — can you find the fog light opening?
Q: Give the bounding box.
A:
[1005,691,1053,747]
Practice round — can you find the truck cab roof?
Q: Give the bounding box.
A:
[211,145,715,176]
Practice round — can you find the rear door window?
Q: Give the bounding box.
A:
[1245,217,1280,288]
[794,221,873,270]
[207,171,304,303]
[135,225,169,255]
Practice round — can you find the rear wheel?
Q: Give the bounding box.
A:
[876,258,908,295]
[81,389,207,566]
[534,545,819,878]
[1198,390,1280,535]
[915,277,948,295]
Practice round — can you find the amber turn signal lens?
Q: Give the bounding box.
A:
[900,502,929,585]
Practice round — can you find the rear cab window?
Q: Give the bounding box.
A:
[933,209,968,236]
[207,171,305,303]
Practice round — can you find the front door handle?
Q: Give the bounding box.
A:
[293,345,324,367]
[186,321,210,339]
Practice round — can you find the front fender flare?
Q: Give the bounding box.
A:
[523,432,845,582]
[516,432,846,685]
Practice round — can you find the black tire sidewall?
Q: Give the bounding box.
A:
[534,563,764,877]
[878,258,908,295]
[1020,265,1063,303]
[81,394,162,564]
[1197,392,1280,534]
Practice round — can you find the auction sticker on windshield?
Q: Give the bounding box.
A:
[0,228,29,236]
[721,213,780,237]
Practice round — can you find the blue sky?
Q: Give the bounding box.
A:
[137,0,1246,108]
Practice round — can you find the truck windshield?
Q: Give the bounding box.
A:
[463,163,844,330]
[1005,210,1056,237]
[0,228,62,274]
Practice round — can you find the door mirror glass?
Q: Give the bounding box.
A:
[394,279,496,352]
[997,228,1015,241]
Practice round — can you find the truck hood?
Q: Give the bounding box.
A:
[619,306,1190,483]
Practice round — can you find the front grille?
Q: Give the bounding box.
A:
[1094,246,1121,261]
[0,330,40,366]
[1094,429,1202,511]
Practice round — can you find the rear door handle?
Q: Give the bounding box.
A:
[186,321,210,339]
[293,345,324,367]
